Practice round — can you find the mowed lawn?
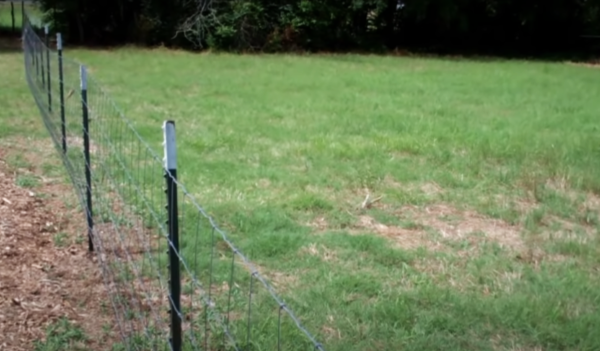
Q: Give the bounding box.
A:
[4,36,600,350]
[67,49,600,350]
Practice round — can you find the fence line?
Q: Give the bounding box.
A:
[22,10,325,351]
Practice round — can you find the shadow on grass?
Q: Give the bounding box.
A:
[309,40,600,66]
[0,33,21,54]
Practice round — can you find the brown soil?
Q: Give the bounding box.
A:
[0,142,119,350]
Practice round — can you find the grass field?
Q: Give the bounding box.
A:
[3,23,600,350]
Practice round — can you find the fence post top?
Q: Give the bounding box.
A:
[80,65,87,90]
[56,33,62,50]
[163,121,177,170]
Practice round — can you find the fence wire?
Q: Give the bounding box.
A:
[22,10,325,351]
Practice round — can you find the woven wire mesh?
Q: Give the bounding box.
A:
[173,183,326,350]
[22,10,326,351]
[23,12,172,350]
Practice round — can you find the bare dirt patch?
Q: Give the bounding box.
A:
[308,199,525,253]
[0,144,119,350]
[340,203,524,253]
[405,203,525,251]
[354,215,441,251]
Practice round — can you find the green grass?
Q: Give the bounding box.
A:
[16,173,39,187]
[6,153,31,169]
[3,34,600,350]
[33,318,87,351]
[0,2,38,33]
[53,232,68,247]
[0,2,18,31]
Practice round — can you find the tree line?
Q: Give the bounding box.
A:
[38,0,600,55]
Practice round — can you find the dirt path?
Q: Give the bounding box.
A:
[0,142,118,350]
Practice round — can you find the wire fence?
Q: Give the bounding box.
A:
[22,9,325,351]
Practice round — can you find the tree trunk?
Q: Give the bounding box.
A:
[382,0,397,48]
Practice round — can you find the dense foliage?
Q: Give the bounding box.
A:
[37,0,600,54]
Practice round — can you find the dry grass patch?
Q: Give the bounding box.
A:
[540,215,596,240]
[542,177,600,216]
[268,270,300,291]
[583,192,600,227]
[419,182,444,197]
[403,203,525,251]
[308,216,330,231]
[249,263,301,293]
[490,334,546,351]
[300,243,338,263]
[353,214,439,251]
[309,200,526,253]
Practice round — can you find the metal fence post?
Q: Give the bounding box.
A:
[28,27,33,70]
[57,33,66,153]
[40,26,45,88]
[34,26,39,84]
[45,24,52,113]
[81,65,94,252]
[163,120,182,351]
[11,1,15,33]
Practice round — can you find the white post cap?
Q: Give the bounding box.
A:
[163,121,177,170]
[80,65,87,90]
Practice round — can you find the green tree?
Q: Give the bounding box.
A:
[34,0,600,55]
